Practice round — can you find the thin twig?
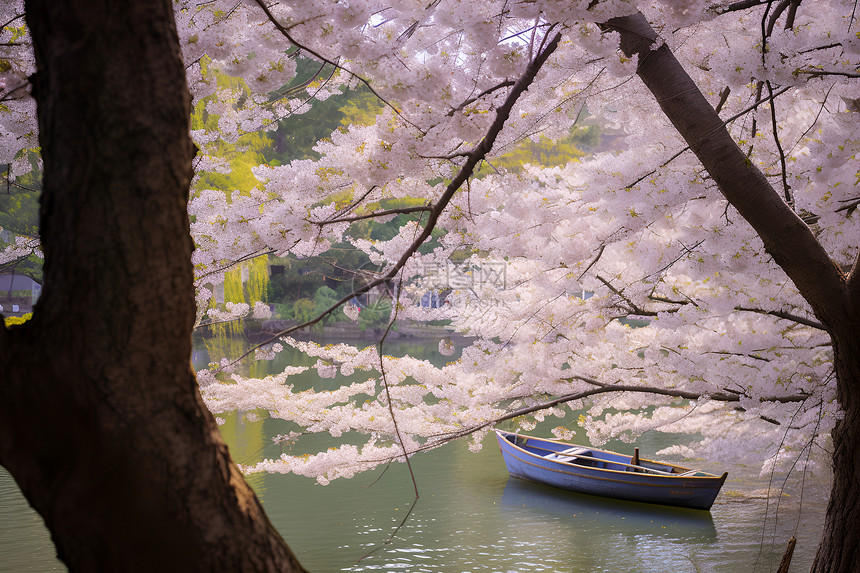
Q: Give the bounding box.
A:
[358,226,423,562]
[252,0,426,134]
[0,13,25,30]
[754,398,807,572]
[794,69,860,79]
[765,80,793,207]
[624,84,790,190]
[330,185,379,221]
[717,0,770,14]
[786,83,834,158]
[193,248,278,284]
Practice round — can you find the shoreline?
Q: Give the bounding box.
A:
[203,318,474,345]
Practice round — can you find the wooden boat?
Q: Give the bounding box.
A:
[494,430,727,510]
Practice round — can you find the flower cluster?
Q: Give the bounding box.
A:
[7,1,858,483]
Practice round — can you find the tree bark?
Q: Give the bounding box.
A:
[811,325,860,572]
[0,1,306,571]
[605,12,860,573]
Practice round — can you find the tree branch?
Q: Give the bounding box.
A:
[446,80,516,117]
[795,69,860,79]
[836,197,860,213]
[596,274,643,315]
[784,0,802,30]
[422,374,810,446]
[577,244,605,281]
[765,0,794,38]
[219,31,564,369]
[643,293,826,330]
[649,293,698,307]
[597,277,823,330]
[715,86,731,113]
[735,306,826,330]
[329,185,378,221]
[193,248,278,285]
[0,12,24,29]
[716,0,770,14]
[312,205,432,225]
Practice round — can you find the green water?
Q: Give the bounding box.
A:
[0,337,827,572]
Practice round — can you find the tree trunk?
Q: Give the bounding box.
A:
[605,12,860,573]
[811,325,860,572]
[0,1,306,571]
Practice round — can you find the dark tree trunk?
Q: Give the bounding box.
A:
[812,326,860,572]
[605,12,860,573]
[0,1,306,571]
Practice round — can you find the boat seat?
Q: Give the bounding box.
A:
[561,447,590,456]
[546,447,591,463]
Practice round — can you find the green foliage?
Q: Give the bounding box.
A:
[0,153,41,236]
[266,243,374,306]
[267,257,329,305]
[266,272,288,303]
[271,302,292,319]
[269,84,382,164]
[0,187,39,237]
[189,60,438,328]
[292,298,316,324]
[0,153,44,283]
[223,268,245,304]
[191,62,280,196]
[0,253,43,284]
[313,285,347,323]
[357,298,393,332]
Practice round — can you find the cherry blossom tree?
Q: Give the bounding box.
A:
[2,0,858,571]
[183,2,858,570]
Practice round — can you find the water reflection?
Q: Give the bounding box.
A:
[500,477,717,541]
[0,335,830,572]
[0,467,64,572]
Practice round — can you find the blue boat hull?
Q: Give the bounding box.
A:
[495,430,727,510]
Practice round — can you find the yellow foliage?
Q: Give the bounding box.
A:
[245,257,269,304]
[4,313,32,328]
[339,90,384,127]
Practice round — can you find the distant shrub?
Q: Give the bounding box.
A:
[292,298,316,324]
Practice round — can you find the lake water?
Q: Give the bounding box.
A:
[0,336,828,572]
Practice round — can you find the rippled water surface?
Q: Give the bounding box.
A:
[0,339,827,572]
